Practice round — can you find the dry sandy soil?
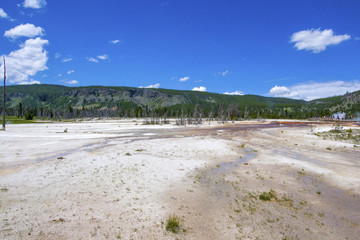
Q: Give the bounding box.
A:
[0,119,359,239]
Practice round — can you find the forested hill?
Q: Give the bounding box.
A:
[0,84,359,119]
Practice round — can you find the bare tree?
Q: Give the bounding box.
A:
[244,106,249,119]
[217,104,226,124]
[208,106,214,125]
[227,104,235,123]
[176,107,187,126]
[193,104,203,125]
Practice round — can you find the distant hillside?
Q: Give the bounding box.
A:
[309,90,360,115]
[0,84,359,119]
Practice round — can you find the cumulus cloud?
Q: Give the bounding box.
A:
[87,57,98,63]
[23,0,47,9]
[269,85,291,96]
[290,29,350,53]
[269,80,360,101]
[67,70,74,75]
[0,37,48,84]
[97,54,108,60]
[4,23,45,39]
[192,86,207,92]
[224,91,244,95]
[179,76,190,82]
[139,83,160,89]
[0,8,8,18]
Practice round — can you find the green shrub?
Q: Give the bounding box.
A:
[166,214,181,233]
[24,113,34,120]
[259,190,277,201]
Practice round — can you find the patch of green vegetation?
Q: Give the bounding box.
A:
[166,214,181,233]
[315,127,360,145]
[125,153,132,156]
[280,194,294,207]
[0,116,50,124]
[297,169,306,175]
[242,203,256,214]
[259,190,277,201]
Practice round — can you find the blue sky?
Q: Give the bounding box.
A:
[1,0,360,100]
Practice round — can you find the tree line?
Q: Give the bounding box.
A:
[1,100,346,123]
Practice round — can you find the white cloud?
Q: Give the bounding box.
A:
[269,85,291,96]
[55,53,61,59]
[139,83,160,89]
[87,54,108,63]
[221,70,229,76]
[4,23,45,39]
[67,70,74,75]
[192,86,207,92]
[269,80,360,101]
[0,8,8,18]
[0,37,48,84]
[62,80,78,85]
[58,74,62,77]
[224,91,244,95]
[62,58,72,63]
[97,54,108,60]
[290,29,350,53]
[87,57,99,63]
[19,80,40,85]
[23,0,47,9]
[217,70,229,76]
[179,76,190,82]
[110,40,121,44]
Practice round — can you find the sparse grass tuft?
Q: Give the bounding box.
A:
[259,190,277,201]
[315,127,360,144]
[297,169,305,175]
[166,214,181,233]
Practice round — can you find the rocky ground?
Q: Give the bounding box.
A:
[0,120,359,239]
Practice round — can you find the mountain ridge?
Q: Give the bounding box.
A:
[1,84,359,119]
